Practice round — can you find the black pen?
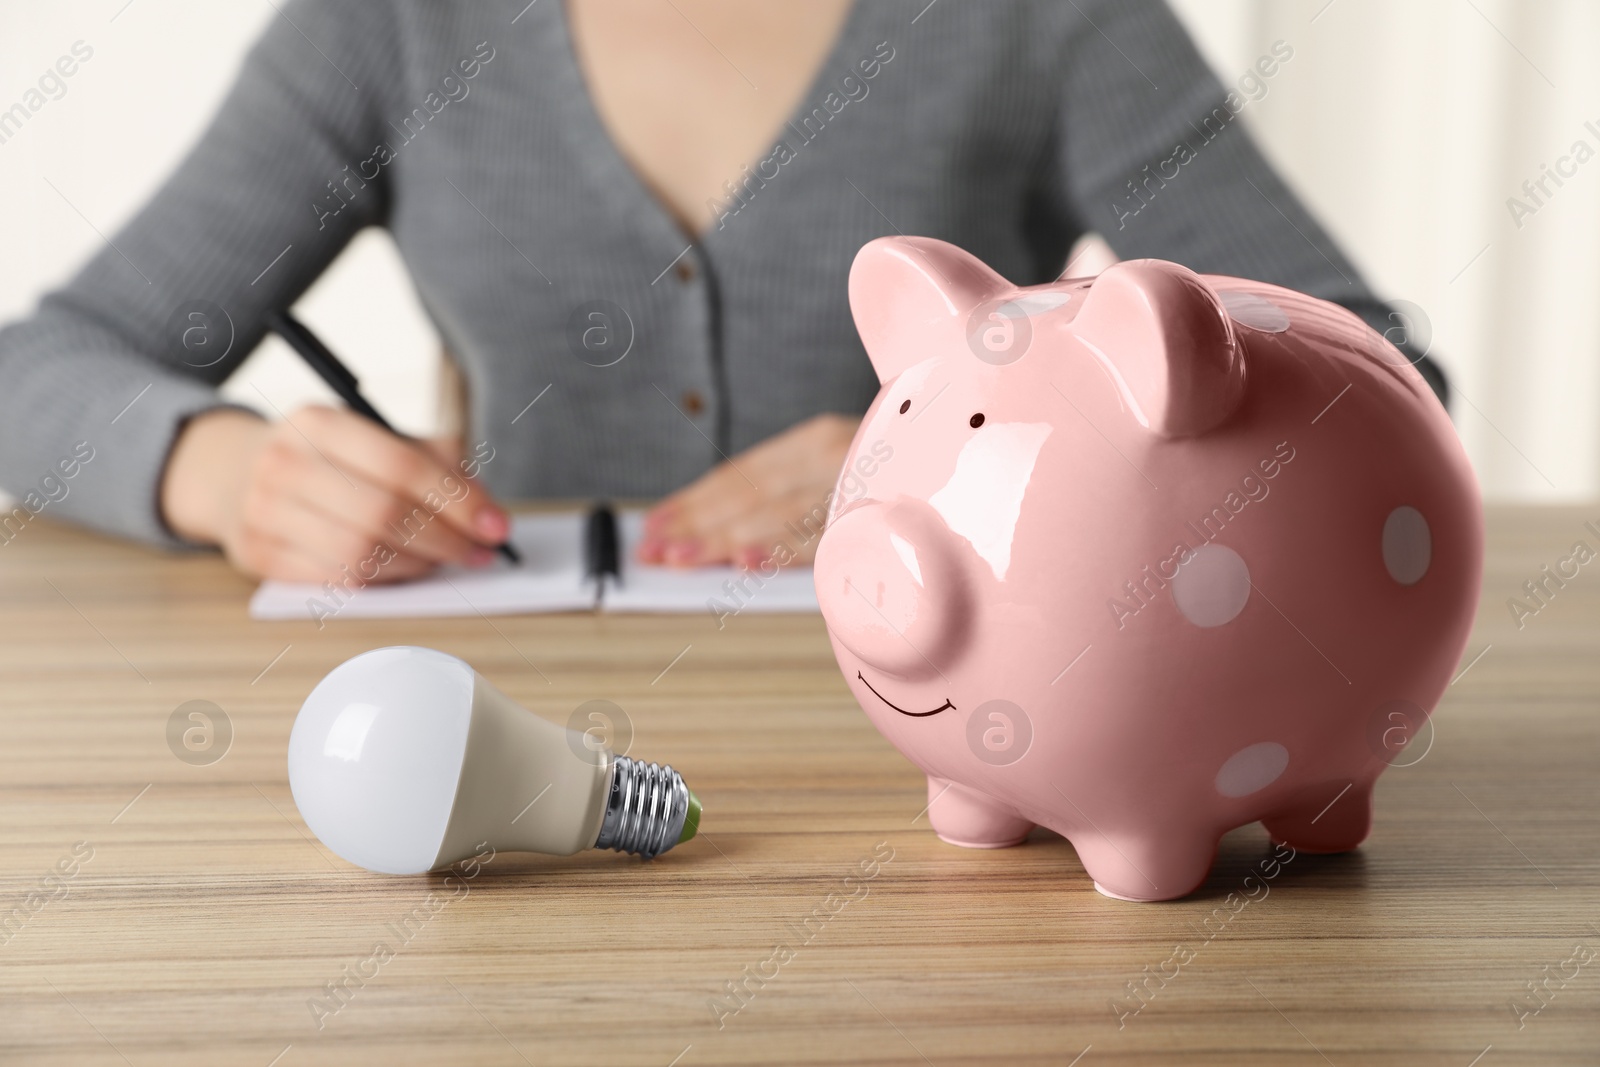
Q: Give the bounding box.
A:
[263,309,521,565]
[583,501,620,601]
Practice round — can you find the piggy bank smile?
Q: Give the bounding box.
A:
[814,236,1483,901]
[854,671,952,717]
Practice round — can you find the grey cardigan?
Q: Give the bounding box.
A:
[0,0,1440,547]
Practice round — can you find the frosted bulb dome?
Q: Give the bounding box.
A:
[288,646,475,874]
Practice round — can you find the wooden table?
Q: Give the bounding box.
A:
[0,506,1595,1066]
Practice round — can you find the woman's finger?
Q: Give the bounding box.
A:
[228,514,436,585]
[641,465,761,561]
[292,405,510,546]
[712,488,832,567]
[243,491,441,582]
[262,443,488,566]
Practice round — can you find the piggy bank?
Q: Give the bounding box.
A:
[814,236,1482,901]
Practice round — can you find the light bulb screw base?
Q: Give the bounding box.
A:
[593,755,695,859]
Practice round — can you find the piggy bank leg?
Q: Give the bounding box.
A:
[1262,780,1374,854]
[925,777,1033,848]
[1071,828,1221,902]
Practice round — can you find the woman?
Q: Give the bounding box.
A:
[0,0,1443,582]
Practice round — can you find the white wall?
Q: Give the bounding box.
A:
[1168,0,1600,501]
[2,0,1595,500]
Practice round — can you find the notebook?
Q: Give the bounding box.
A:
[246,509,820,621]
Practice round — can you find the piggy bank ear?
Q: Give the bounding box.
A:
[849,236,1009,383]
[1072,260,1246,437]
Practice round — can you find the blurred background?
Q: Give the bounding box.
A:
[1,0,1595,502]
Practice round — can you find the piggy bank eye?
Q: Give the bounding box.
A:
[899,399,911,414]
[969,413,985,428]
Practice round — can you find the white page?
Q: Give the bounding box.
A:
[247,512,594,621]
[603,510,819,614]
[247,509,819,621]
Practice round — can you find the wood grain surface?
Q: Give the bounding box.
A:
[0,505,1596,1066]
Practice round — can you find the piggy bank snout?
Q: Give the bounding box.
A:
[814,501,971,679]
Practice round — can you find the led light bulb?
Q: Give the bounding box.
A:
[287,646,701,874]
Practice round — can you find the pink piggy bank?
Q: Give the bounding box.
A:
[814,236,1482,901]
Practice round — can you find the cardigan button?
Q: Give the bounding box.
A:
[681,390,706,416]
[675,259,697,283]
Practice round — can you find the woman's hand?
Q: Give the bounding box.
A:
[637,412,859,569]
[160,405,512,583]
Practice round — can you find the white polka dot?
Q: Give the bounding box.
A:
[1220,291,1290,333]
[1215,742,1289,797]
[1171,544,1251,627]
[1382,506,1431,585]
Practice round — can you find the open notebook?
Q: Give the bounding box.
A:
[247,509,819,620]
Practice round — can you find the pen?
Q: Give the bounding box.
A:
[263,309,521,565]
[583,502,620,599]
